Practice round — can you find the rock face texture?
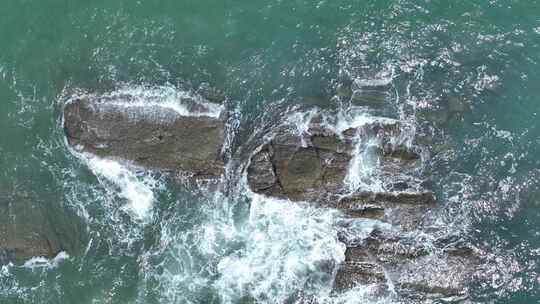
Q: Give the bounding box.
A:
[246,115,434,225]
[0,190,83,264]
[247,125,351,201]
[330,191,436,231]
[64,96,226,179]
[334,230,480,301]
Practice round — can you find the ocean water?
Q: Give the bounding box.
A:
[1,1,540,303]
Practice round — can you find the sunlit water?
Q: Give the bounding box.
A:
[1,1,540,303]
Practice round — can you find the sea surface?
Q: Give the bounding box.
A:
[1,1,540,303]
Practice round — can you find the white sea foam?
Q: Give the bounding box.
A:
[353,76,394,89]
[344,134,384,193]
[148,174,365,304]
[320,285,398,304]
[101,85,224,118]
[213,191,346,303]
[333,108,397,135]
[286,108,319,147]
[64,84,224,119]
[22,252,70,269]
[83,154,156,220]
[283,105,398,138]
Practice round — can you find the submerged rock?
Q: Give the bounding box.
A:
[64,94,226,179]
[0,190,83,264]
[350,88,389,107]
[447,96,469,114]
[348,77,393,108]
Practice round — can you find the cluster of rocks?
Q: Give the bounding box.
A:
[244,113,481,301]
[57,89,483,301]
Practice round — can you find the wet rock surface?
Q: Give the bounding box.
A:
[246,114,431,211]
[247,143,434,231]
[64,95,226,179]
[329,191,436,230]
[247,125,353,201]
[335,230,482,302]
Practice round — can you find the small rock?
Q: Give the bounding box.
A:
[247,148,279,193]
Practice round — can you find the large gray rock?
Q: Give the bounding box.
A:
[0,189,83,264]
[64,95,226,179]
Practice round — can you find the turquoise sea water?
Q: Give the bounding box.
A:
[1,1,540,303]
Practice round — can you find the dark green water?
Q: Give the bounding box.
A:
[1,1,540,303]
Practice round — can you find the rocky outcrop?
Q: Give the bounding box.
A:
[0,189,83,264]
[64,95,226,179]
[243,111,477,301]
[61,89,481,302]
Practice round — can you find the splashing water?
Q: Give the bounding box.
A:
[213,191,346,304]
[144,173,358,304]
[22,252,70,269]
[83,154,157,220]
[344,133,384,193]
[69,84,224,119]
